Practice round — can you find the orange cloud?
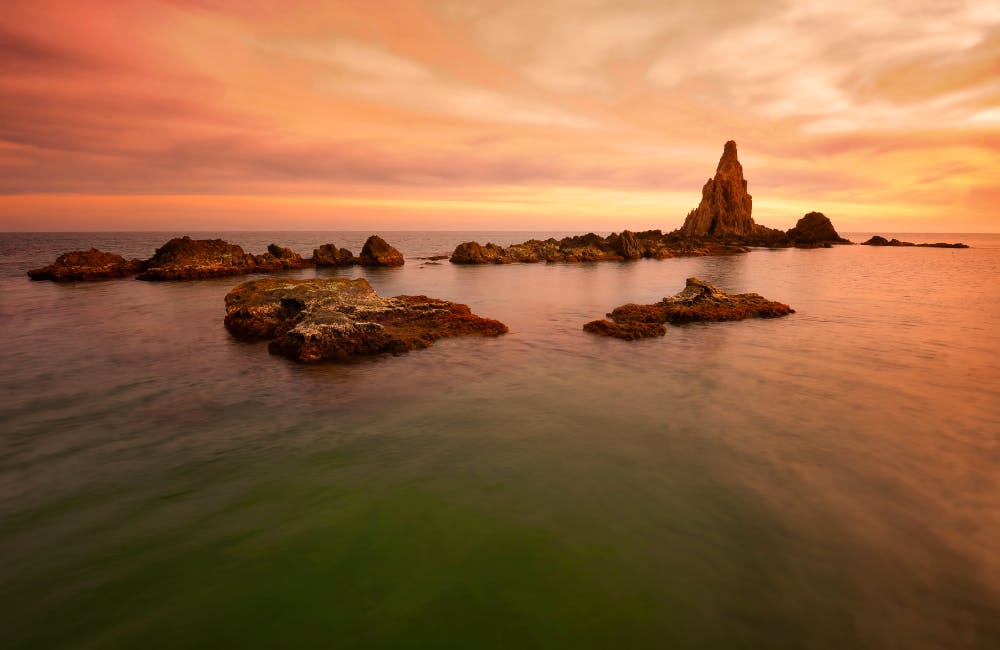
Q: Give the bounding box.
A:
[1,0,998,231]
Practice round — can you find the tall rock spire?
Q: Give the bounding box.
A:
[679,140,758,238]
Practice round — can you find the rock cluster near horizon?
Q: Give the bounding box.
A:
[583,277,794,339]
[28,235,406,281]
[862,236,968,248]
[223,277,507,363]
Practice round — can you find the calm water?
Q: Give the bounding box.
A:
[1,231,998,649]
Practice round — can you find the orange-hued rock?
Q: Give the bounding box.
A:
[136,237,312,280]
[254,243,313,271]
[359,235,404,266]
[224,277,507,363]
[584,277,794,339]
[450,231,747,264]
[787,212,851,246]
[311,243,357,266]
[680,141,764,240]
[27,248,143,281]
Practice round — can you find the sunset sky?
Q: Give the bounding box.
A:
[1,0,998,232]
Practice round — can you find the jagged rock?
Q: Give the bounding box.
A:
[27,248,143,281]
[614,230,643,260]
[311,243,356,267]
[359,235,404,267]
[450,241,509,264]
[584,277,794,339]
[224,278,507,363]
[862,236,968,248]
[679,141,758,239]
[787,212,851,246]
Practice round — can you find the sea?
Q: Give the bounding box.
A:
[1,231,998,650]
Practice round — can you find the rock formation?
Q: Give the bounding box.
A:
[359,235,405,267]
[136,237,309,280]
[224,277,507,363]
[27,248,144,281]
[311,243,357,267]
[786,212,851,246]
[862,236,968,248]
[584,277,794,339]
[678,141,783,243]
[450,231,747,264]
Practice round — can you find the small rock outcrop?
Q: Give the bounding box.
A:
[224,278,507,363]
[311,243,356,267]
[787,212,851,246]
[27,248,144,281]
[862,236,968,248]
[584,277,794,339]
[359,235,404,267]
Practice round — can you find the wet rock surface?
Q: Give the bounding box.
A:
[584,277,794,339]
[224,277,508,363]
[311,243,357,267]
[27,248,144,281]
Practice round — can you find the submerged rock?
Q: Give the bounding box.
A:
[862,236,968,248]
[787,212,851,246]
[27,248,143,281]
[584,277,794,339]
[224,277,507,363]
[359,235,404,267]
[311,243,357,267]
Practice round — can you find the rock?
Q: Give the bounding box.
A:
[254,243,313,270]
[862,235,968,248]
[450,241,509,264]
[224,278,507,363]
[137,237,258,280]
[27,248,143,281]
[359,235,404,267]
[614,230,643,260]
[584,277,794,339]
[787,212,851,245]
[679,140,759,239]
[311,243,356,267]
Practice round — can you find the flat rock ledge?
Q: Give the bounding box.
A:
[224,277,508,363]
[584,277,794,340]
[27,248,144,281]
[861,235,968,248]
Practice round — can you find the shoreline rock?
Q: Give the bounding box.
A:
[584,277,794,340]
[27,248,144,281]
[224,278,507,363]
[862,236,968,248]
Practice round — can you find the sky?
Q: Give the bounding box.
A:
[1,0,998,232]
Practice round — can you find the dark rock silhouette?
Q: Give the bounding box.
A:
[224,278,507,363]
[584,277,794,339]
[360,235,405,267]
[862,236,968,248]
[787,212,851,246]
[27,248,143,281]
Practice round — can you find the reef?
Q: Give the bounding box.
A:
[861,236,968,248]
[224,277,507,363]
[584,277,794,340]
[26,248,144,281]
[28,235,409,281]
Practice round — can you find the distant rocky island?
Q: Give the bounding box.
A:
[861,236,968,248]
[584,278,794,339]
[450,141,852,265]
[27,234,405,281]
[224,277,507,363]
